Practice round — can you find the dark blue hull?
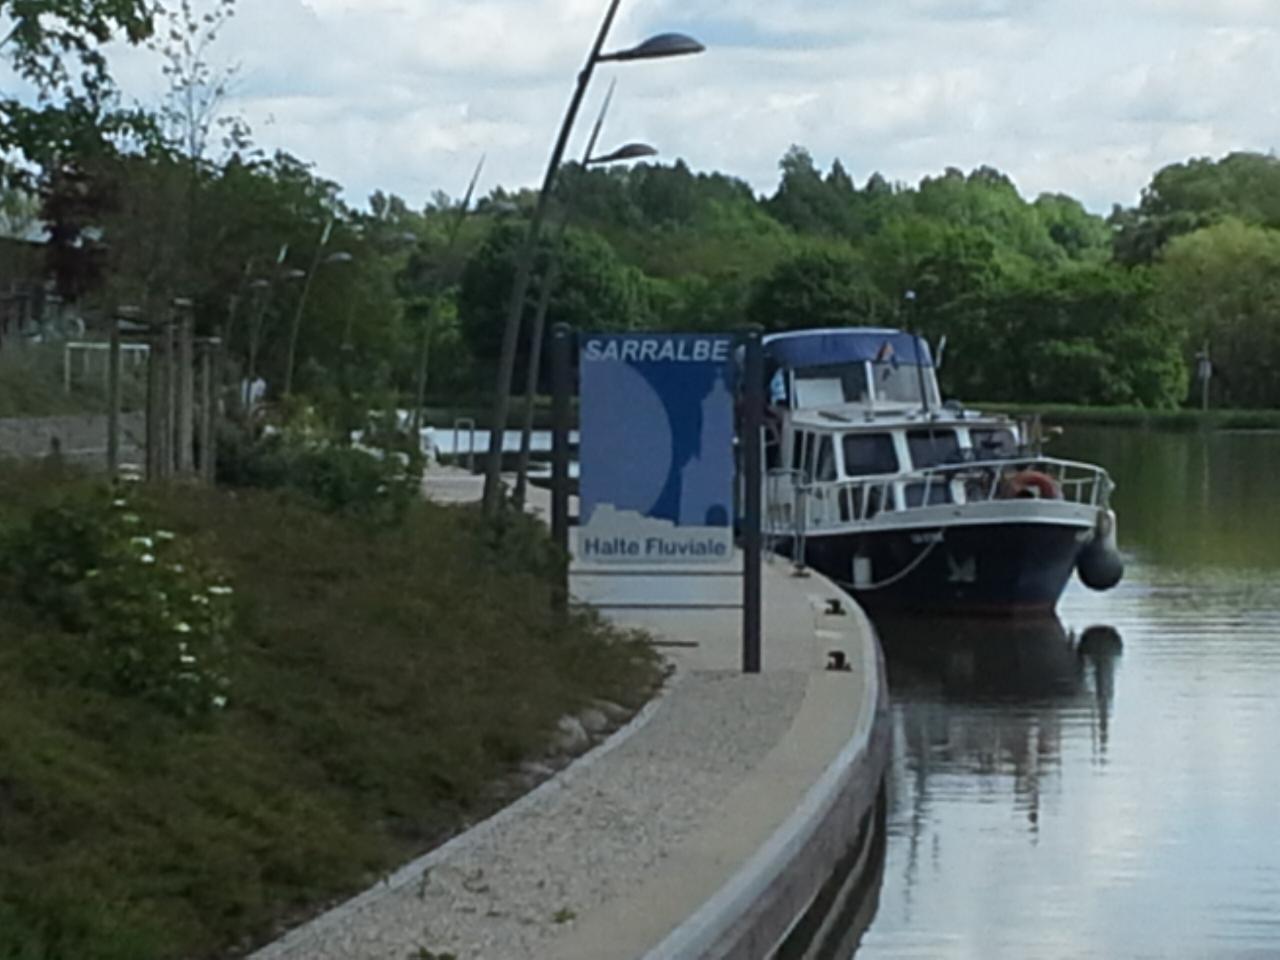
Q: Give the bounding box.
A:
[798,522,1086,616]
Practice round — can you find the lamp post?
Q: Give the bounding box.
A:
[410,156,486,436]
[244,266,306,413]
[511,84,658,504]
[480,10,704,514]
[283,217,335,398]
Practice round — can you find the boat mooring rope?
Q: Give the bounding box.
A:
[840,535,943,592]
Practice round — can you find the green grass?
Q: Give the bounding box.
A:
[0,465,661,959]
[0,344,147,419]
[967,402,1280,431]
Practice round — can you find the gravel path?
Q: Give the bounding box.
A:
[258,669,807,960]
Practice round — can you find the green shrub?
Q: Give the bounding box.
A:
[1,487,235,719]
[216,413,422,523]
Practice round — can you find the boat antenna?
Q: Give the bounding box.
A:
[904,289,930,414]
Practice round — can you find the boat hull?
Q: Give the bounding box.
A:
[796,521,1088,616]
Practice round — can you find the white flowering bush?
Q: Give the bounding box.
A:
[4,488,235,719]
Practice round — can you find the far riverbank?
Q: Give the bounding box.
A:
[969,402,1280,432]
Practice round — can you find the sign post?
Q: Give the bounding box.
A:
[742,329,763,674]
[550,323,573,612]
[1197,342,1212,412]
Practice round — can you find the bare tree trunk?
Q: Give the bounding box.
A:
[162,322,176,479]
[199,340,216,484]
[177,306,196,476]
[107,313,121,477]
[146,325,162,481]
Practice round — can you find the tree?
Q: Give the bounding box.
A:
[747,247,886,331]
[1155,219,1280,408]
[1112,152,1280,265]
[0,0,156,182]
[1034,193,1110,262]
[458,221,656,381]
[983,266,1187,407]
[764,146,865,238]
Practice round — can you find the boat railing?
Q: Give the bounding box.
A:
[765,456,1113,535]
[764,468,810,568]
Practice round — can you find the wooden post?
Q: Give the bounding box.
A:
[145,321,162,481]
[107,312,121,476]
[161,320,176,478]
[175,299,196,477]
[198,338,218,484]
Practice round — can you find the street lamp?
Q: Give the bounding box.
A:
[480,3,704,513]
[511,85,658,504]
[282,217,337,399]
[242,267,306,412]
[596,32,705,62]
[585,141,658,164]
[410,156,486,436]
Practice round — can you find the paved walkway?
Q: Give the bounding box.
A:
[254,472,885,960]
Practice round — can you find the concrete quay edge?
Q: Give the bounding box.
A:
[250,476,893,960]
[556,560,891,960]
[644,618,890,960]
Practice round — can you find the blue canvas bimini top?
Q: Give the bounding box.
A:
[762,328,934,369]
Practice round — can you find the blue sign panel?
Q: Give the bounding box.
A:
[578,334,736,565]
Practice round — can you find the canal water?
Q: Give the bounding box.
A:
[852,426,1280,959]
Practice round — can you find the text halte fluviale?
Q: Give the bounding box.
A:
[580,536,730,559]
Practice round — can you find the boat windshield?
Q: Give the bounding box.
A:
[871,360,940,406]
[792,364,869,407]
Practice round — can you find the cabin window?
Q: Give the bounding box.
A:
[907,429,960,469]
[791,431,807,472]
[903,481,954,507]
[841,433,898,477]
[970,428,1017,458]
[814,435,837,482]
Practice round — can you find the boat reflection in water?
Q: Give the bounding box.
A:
[876,615,1122,831]
[877,615,1121,704]
[809,615,1123,959]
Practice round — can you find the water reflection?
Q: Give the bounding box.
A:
[844,427,1280,959]
[1052,426,1280,568]
[876,614,1122,846]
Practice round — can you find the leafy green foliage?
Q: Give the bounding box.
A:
[458,220,656,377]
[1155,219,1280,408]
[1111,152,1280,265]
[216,420,423,524]
[748,247,886,330]
[0,484,234,718]
[0,467,662,959]
[981,266,1187,408]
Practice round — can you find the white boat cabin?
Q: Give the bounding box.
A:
[761,329,1111,529]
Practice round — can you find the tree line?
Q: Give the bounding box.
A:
[4,0,1280,412]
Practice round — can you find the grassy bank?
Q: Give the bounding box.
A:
[0,465,661,960]
[0,344,147,419]
[968,402,1280,431]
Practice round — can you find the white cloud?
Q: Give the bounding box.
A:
[15,0,1280,213]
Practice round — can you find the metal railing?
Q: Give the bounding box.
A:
[765,468,809,568]
[765,456,1112,537]
[451,418,477,471]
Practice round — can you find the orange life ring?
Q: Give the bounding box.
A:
[1003,469,1062,500]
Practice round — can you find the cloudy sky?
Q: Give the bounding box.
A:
[93,0,1280,213]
